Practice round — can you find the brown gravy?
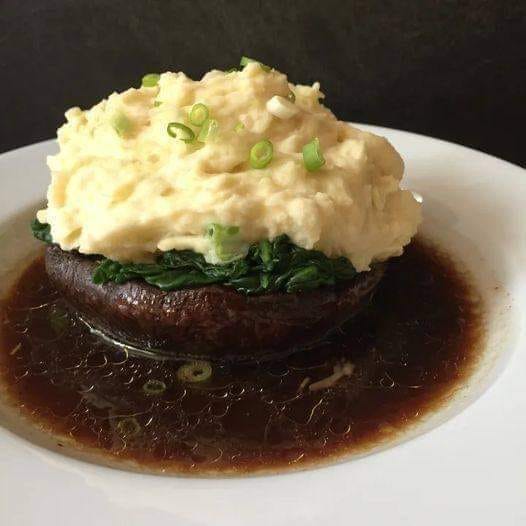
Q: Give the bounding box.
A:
[0,240,482,475]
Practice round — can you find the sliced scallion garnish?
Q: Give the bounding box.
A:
[141,73,160,87]
[177,361,213,383]
[240,56,271,72]
[234,122,245,133]
[167,122,195,143]
[153,100,163,107]
[266,95,298,119]
[116,417,141,437]
[197,118,219,142]
[189,103,209,126]
[111,113,133,137]
[49,305,68,335]
[287,90,296,102]
[206,223,246,262]
[249,139,273,169]
[302,137,325,172]
[142,379,167,396]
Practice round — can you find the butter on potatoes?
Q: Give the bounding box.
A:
[37,62,421,271]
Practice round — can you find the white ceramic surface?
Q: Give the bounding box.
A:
[0,126,524,525]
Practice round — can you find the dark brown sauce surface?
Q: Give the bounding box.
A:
[0,241,481,474]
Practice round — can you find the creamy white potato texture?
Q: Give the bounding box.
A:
[38,63,422,271]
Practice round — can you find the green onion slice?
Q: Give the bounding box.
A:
[225,67,238,73]
[142,379,167,396]
[240,56,271,72]
[302,137,325,172]
[116,417,141,437]
[49,305,68,335]
[249,139,273,169]
[197,118,219,142]
[234,122,245,133]
[287,90,296,102]
[141,73,160,87]
[153,100,163,107]
[206,223,246,262]
[177,360,213,383]
[111,113,133,137]
[189,103,209,126]
[167,122,195,143]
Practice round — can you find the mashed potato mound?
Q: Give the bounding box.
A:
[38,62,421,271]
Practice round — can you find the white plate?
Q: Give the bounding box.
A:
[0,126,525,526]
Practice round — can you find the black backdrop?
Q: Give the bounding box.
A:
[1,0,524,166]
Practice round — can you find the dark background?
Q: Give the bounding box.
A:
[1,0,524,165]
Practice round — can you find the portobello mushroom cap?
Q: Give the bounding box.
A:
[45,245,386,362]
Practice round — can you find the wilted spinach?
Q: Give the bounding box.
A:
[30,218,52,243]
[32,219,357,294]
[92,235,357,294]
